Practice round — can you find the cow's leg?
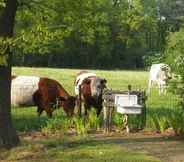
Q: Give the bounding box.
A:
[37,107,44,117]
[44,107,53,118]
[76,95,82,117]
[148,79,152,95]
[158,83,162,95]
[33,92,44,116]
[161,85,164,94]
[84,103,88,117]
[83,103,90,124]
[163,85,167,95]
[96,105,102,117]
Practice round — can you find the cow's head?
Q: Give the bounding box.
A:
[83,77,107,99]
[58,96,76,117]
[160,64,172,81]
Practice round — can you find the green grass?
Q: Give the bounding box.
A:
[12,67,184,133]
[0,136,161,162]
[7,67,184,162]
[12,67,148,131]
[12,67,148,95]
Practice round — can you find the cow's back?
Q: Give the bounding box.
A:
[149,64,163,81]
[74,71,96,95]
[11,76,40,106]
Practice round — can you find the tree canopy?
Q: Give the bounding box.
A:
[4,0,158,68]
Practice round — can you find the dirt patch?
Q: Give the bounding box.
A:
[91,131,184,162]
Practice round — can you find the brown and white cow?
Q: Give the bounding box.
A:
[74,71,107,117]
[11,76,76,117]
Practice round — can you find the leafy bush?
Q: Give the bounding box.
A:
[165,28,184,107]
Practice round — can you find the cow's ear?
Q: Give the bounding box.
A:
[58,96,66,101]
[101,79,107,84]
[161,66,166,70]
[83,78,91,84]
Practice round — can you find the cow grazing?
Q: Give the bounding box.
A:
[11,76,76,117]
[148,63,172,95]
[74,71,107,117]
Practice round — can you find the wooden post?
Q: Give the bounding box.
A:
[103,100,108,133]
[108,106,113,132]
[123,114,129,133]
[103,90,113,133]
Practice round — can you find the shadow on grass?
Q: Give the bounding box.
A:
[12,107,63,132]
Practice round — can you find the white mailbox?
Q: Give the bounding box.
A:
[114,94,142,114]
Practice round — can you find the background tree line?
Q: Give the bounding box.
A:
[11,0,184,69]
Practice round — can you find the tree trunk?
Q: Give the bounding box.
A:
[0,0,20,148]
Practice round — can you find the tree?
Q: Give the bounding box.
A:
[0,0,59,148]
[0,0,20,148]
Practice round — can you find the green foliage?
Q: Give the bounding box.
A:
[0,0,5,8]
[11,67,184,135]
[88,109,101,129]
[143,52,164,67]
[165,28,184,108]
[41,115,69,135]
[0,38,8,65]
[73,117,87,135]
[165,28,184,75]
[12,0,160,69]
[112,113,124,129]
[0,37,17,65]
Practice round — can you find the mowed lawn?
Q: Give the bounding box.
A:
[12,67,148,94]
[1,67,181,162]
[12,66,179,115]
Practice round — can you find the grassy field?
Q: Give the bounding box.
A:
[12,67,148,94]
[1,67,184,162]
[11,67,183,133]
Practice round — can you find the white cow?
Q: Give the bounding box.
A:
[148,63,172,95]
